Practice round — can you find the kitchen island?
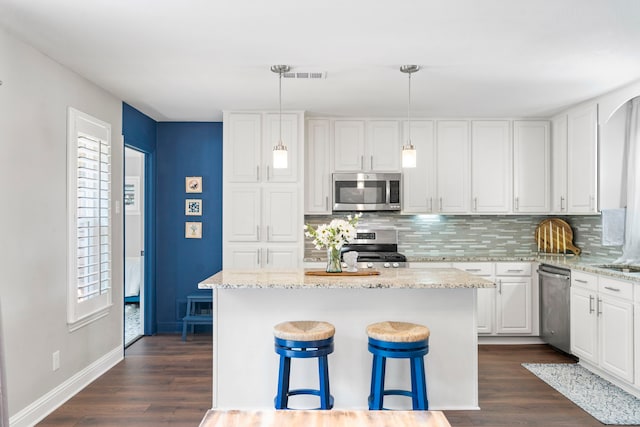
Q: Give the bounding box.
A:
[199,268,495,410]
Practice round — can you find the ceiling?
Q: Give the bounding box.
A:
[1,0,640,122]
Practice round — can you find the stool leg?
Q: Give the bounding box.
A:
[369,355,386,410]
[411,357,428,410]
[275,355,291,409]
[318,355,331,409]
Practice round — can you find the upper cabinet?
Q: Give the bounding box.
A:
[551,103,598,214]
[513,121,550,213]
[471,121,511,213]
[436,121,470,213]
[567,103,598,213]
[225,112,300,183]
[305,119,332,214]
[402,120,436,213]
[333,120,400,172]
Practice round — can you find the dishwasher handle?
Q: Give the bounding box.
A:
[537,269,570,281]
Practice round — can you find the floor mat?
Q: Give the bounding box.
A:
[523,363,640,425]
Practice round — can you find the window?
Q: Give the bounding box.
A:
[67,107,112,330]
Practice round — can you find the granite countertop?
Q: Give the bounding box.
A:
[198,268,495,290]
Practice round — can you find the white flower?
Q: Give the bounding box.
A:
[303,214,362,250]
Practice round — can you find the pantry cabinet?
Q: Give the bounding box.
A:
[513,121,550,213]
[570,270,634,383]
[470,121,511,213]
[333,120,400,172]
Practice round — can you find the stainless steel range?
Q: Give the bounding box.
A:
[341,229,407,269]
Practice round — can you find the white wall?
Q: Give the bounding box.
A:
[0,26,123,425]
[600,102,628,209]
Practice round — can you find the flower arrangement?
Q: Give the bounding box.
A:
[304,213,362,273]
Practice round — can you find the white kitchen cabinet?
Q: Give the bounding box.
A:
[305,119,331,214]
[513,121,550,213]
[225,112,301,183]
[225,245,299,269]
[401,120,436,213]
[550,115,568,213]
[471,121,511,213]
[495,276,531,334]
[453,263,495,334]
[333,120,400,172]
[570,270,634,383]
[263,188,299,242]
[567,103,598,213]
[226,188,261,242]
[436,121,470,213]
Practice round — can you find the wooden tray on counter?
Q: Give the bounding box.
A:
[305,270,381,276]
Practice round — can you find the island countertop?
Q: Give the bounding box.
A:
[198,267,496,289]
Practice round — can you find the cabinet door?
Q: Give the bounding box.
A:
[265,246,300,268]
[496,276,531,333]
[226,113,262,182]
[477,287,495,334]
[436,121,470,213]
[471,121,511,213]
[551,115,568,213]
[513,121,550,213]
[224,245,261,269]
[599,296,634,382]
[570,286,598,363]
[567,104,598,213]
[263,113,299,182]
[333,120,365,171]
[402,120,436,213]
[305,119,331,214]
[263,188,298,242]
[367,120,400,171]
[226,188,261,242]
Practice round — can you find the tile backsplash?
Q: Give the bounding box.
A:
[303,213,623,260]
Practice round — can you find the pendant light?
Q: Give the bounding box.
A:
[400,65,420,168]
[271,64,290,169]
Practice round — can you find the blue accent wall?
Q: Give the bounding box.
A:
[123,103,223,335]
[156,122,223,333]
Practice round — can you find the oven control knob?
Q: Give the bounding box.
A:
[392,263,400,268]
[367,263,374,268]
[383,262,391,268]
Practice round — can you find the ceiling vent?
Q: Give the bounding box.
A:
[283,71,327,79]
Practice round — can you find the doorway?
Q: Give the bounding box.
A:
[124,147,145,346]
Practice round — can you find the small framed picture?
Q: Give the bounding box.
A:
[185,199,202,216]
[185,222,202,239]
[124,176,140,214]
[185,176,202,193]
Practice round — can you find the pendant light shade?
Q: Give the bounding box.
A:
[400,65,420,168]
[271,64,290,169]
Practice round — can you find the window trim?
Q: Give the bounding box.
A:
[67,107,113,329]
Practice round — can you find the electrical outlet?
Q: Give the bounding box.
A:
[52,351,60,371]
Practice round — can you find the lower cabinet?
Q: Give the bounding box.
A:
[454,262,533,336]
[225,245,300,269]
[570,270,634,383]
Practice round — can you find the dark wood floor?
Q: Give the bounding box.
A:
[39,336,636,426]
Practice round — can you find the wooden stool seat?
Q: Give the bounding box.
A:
[274,320,335,341]
[274,321,335,410]
[367,321,430,410]
[367,321,430,342]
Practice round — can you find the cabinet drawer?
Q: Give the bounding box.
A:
[495,263,531,276]
[599,277,633,301]
[452,262,493,276]
[571,270,597,291]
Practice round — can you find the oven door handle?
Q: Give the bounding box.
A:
[537,270,570,281]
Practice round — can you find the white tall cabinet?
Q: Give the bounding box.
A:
[470,121,511,213]
[223,111,304,269]
[401,120,436,213]
[305,119,331,214]
[436,121,470,213]
[513,121,550,213]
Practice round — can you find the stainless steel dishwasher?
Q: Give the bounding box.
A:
[539,264,571,354]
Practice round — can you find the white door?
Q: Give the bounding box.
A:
[225,245,261,269]
[226,113,262,182]
[305,119,331,214]
[334,120,366,171]
[599,296,634,382]
[496,277,531,333]
[513,121,550,213]
[263,113,299,182]
[263,188,298,242]
[402,120,436,213]
[367,120,400,171]
[471,121,511,213]
[436,120,470,213]
[570,286,598,363]
[567,104,598,213]
[265,246,300,268]
[227,188,261,242]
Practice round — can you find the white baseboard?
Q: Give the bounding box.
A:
[478,336,545,345]
[9,345,123,427]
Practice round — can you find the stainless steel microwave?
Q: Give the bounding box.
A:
[332,173,401,211]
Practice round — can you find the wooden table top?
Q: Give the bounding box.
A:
[199,409,451,427]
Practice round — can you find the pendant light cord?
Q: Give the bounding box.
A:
[407,71,412,147]
[278,70,283,145]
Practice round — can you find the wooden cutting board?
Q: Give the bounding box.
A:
[304,270,381,276]
[535,218,581,255]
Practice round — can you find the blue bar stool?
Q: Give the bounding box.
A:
[367,321,430,410]
[273,320,335,410]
